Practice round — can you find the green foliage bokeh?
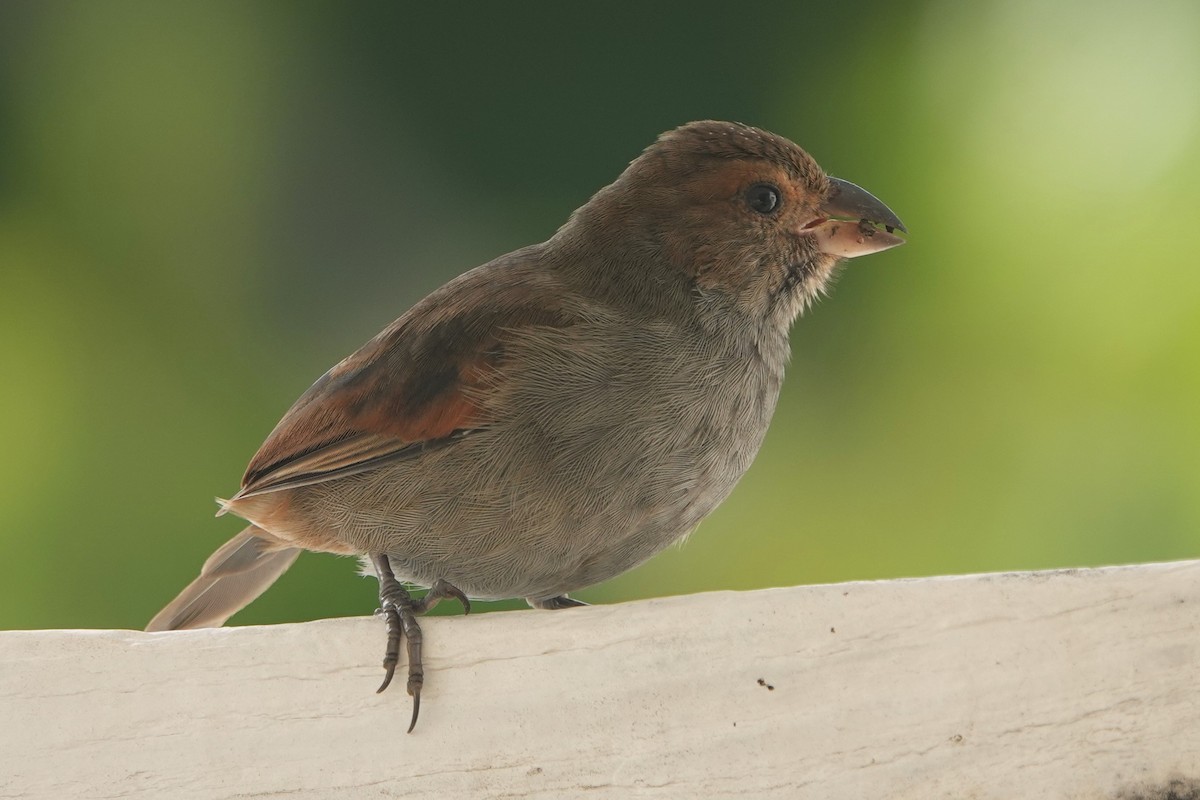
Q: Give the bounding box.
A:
[1,1,1197,629]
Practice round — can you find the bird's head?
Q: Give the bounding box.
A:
[569,120,906,322]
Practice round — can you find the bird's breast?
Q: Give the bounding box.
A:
[497,311,786,529]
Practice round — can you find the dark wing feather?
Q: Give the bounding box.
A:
[232,259,571,501]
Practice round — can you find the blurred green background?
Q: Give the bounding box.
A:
[1,1,1197,630]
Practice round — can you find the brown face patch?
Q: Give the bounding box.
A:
[665,160,814,296]
[683,161,761,205]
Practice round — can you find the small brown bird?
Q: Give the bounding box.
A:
[147,120,905,730]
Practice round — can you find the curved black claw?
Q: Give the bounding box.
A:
[407,691,421,734]
[370,555,470,733]
[376,606,402,694]
[415,578,472,616]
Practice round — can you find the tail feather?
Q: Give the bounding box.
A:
[146,526,301,631]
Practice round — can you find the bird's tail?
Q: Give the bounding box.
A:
[145,526,301,631]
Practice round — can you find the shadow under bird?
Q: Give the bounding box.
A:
[147,120,907,731]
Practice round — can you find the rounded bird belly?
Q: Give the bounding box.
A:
[277,334,784,599]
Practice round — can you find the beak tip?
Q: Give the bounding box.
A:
[825,176,906,237]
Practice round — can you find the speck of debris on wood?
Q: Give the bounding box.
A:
[830,627,836,633]
[756,678,775,691]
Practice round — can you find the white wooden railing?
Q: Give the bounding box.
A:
[3,561,1198,799]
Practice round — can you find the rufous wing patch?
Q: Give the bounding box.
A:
[231,275,568,501]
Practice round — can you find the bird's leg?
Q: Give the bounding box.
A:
[527,594,589,610]
[372,553,415,695]
[370,554,468,733]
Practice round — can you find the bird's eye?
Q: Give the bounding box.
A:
[745,183,781,214]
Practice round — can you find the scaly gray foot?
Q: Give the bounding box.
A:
[371,554,469,733]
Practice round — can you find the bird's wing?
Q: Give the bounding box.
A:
[232,261,572,501]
